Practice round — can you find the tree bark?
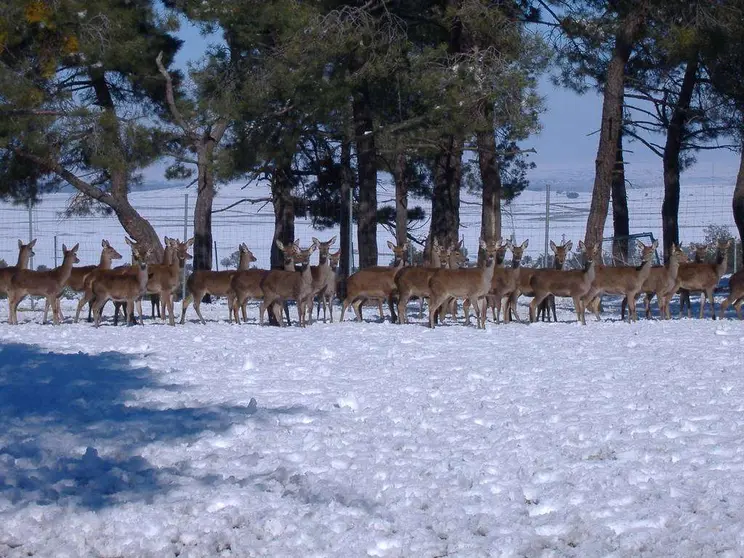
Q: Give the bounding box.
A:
[611,130,629,264]
[477,122,502,265]
[353,85,378,269]
[584,10,645,248]
[339,138,353,291]
[193,144,215,274]
[662,57,699,261]
[733,147,744,260]
[430,136,463,250]
[270,164,296,269]
[392,152,409,247]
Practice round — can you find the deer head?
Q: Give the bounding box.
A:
[480,238,503,267]
[62,243,80,265]
[637,240,658,263]
[329,249,342,271]
[508,239,529,268]
[387,240,408,267]
[550,240,573,268]
[101,239,123,262]
[312,236,337,263]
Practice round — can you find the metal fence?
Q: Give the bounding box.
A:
[0,179,740,273]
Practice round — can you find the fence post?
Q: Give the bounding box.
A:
[54,236,58,269]
[182,193,188,301]
[348,185,354,272]
[28,201,35,310]
[543,183,550,268]
[214,240,219,271]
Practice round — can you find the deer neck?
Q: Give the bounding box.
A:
[238,253,251,271]
[55,254,77,284]
[583,259,596,285]
[668,253,681,279]
[716,249,728,277]
[318,251,329,267]
[137,263,149,292]
[99,251,114,270]
[511,257,521,270]
[637,256,654,282]
[429,250,441,269]
[17,249,31,269]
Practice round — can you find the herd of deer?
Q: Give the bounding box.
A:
[0,233,742,328]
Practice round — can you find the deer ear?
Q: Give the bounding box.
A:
[18,239,23,249]
[652,240,658,249]
[479,238,487,250]
[312,237,320,246]
[565,241,573,252]
[125,237,134,247]
[550,240,557,252]
[521,239,529,249]
[186,237,194,247]
[275,239,285,251]
[62,243,68,252]
[71,243,79,252]
[328,235,337,245]
[387,240,395,250]
[578,240,586,251]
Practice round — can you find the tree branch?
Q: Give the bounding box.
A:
[155,51,197,140]
[212,197,272,214]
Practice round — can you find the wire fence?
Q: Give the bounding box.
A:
[0,180,740,273]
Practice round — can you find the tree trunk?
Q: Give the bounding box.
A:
[662,57,699,261]
[733,147,744,262]
[611,130,629,264]
[430,136,463,250]
[585,10,645,248]
[353,86,378,269]
[339,138,353,295]
[270,164,295,269]
[193,142,215,302]
[393,152,409,247]
[111,198,165,263]
[477,124,502,265]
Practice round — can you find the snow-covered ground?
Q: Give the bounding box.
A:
[1,297,744,557]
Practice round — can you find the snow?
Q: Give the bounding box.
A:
[1,298,744,557]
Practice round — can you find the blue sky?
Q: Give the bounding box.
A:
[169,19,740,186]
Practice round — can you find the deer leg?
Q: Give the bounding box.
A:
[571,295,587,325]
[192,293,207,325]
[509,295,522,323]
[92,297,106,328]
[734,298,743,319]
[180,293,193,324]
[529,295,546,323]
[75,293,90,323]
[355,300,366,322]
[397,293,409,325]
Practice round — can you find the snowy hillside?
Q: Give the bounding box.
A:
[1,299,743,557]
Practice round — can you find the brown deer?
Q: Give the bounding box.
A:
[0,239,37,299]
[508,240,572,322]
[146,237,193,326]
[679,243,708,317]
[315,249,342,322]
[180,243,256,324]
[676,239,732,319]
[259,240,317,327]
[719,267,744,319]
[582,240,658,322]
[305,236,337,323]
[228,240,299,325]
[8,243,79,325]
[537,240,573,323]
[339,241,408,323]
[528,241,598,325]
[620,244,686,320]
[63,239,123,322]
[394,239,447,324]
[91,246,152,327]
[428,239,501,329]
[485,239,528,324]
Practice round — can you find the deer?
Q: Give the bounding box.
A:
[259,240,317,327]
[676,239,732,319]
[678,243,708,317]
[394,239,448,324]
[62,239,123,323]
[719,266,744,319]
[536,241,573,323]
[428,238,502,329]
[315,249,342,322]
[507,240,572,323]
[0,239,37,300]
[112,238,174,325]
[91,245,152,327]
[305,236,337,324]
[144,237,193,326]
[228,239,299,325]
[7,243,79,325]
[620,244,686,320]
[528,241,598,325]
[484,239,528,324]
[582,240,658,323]
[180,243,256,324]
[339,241,408,323]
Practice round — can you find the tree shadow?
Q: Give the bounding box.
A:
[0,342,287,510]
